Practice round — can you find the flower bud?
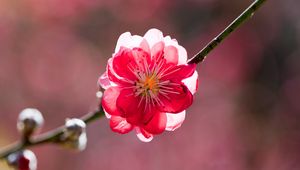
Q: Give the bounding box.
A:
[60,118,87,151]
[96,91,103,98]
[6,150,37,170]
[17,108,44,137]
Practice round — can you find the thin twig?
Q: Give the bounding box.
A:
[188,0,267,64]
[0,108,104,159]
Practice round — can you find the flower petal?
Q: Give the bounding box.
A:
[160,64,196,82]
[144,28,164,49]
[158,83,193,113]
[163,36,178,47]
[115,32,132,53]
[104,110,112,119]
[112,48,151,81]
[165,111,186,131]
[102,86,122,116]
[115,32,144,54]
[151,41,165,59]
[131,35,143,48]
[131,47,152,67]
[116,89,161,125]
[107,58,132,86]
[135,127,153,142]
[110,116,133,134]
[98,72,111,90]
[140,38,150,54]
[182,71,199,94]
[163,35,187,64]
[177,45,188,64]
[112,48,137,81]
[116,89,144,124]
[142,112,167,134]
[164,45,178,64]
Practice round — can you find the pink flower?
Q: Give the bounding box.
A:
[99,28,198,142]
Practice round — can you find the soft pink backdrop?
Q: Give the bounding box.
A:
[1,0,300,169]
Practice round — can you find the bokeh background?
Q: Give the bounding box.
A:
[0,0,300,169]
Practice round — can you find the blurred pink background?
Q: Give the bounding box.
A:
[1,0,300,169]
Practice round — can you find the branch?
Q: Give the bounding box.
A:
[0,108,104,159]
[188,0,267,64]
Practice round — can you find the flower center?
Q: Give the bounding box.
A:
[144,76,158,90]
[128,55,181,108]
[135,74,159,96]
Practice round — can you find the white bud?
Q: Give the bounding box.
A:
[17,108,44,137]
[6,150,37,170]
[60,118,87,151]
[66,132,87,151]
[96,91,103,98]
[65,118,86,139]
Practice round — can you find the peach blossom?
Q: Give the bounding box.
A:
[99,29,198,142]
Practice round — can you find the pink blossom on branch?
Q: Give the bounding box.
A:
[99,28,198,142]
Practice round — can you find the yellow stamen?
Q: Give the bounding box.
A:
[144,76,157,90]
[137,75,159,96]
